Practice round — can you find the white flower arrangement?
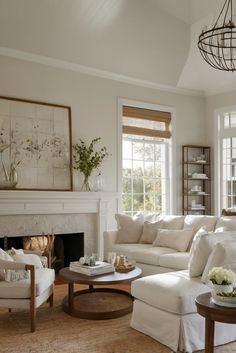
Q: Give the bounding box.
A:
[208,267,235,285]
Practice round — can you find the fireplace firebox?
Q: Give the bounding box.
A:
[0,232,84,273]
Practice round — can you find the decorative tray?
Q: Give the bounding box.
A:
[115,263,135,273]
[211,298,236,308]
[211,292,236,307]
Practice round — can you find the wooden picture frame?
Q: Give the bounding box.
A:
[0,96,73,191]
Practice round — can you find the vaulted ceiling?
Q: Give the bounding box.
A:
[0,0,235,96]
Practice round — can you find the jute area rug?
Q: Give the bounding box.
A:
[0,283,236,353]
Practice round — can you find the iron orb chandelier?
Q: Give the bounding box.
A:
[198,0,236,72]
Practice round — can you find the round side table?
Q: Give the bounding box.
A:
[195,292,236,353]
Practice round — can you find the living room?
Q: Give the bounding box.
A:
[1,0,236,352]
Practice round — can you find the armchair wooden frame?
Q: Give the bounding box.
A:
[0,260,54,332]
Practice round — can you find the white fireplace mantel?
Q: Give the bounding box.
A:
[0,190,120,257]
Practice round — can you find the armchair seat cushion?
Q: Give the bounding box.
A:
[0,268,55,299]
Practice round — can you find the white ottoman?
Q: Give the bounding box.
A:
[131,270,236,352]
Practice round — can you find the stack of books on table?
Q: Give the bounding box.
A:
[69,261,115,276]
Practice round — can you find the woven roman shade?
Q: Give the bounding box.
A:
[123,106,171,139]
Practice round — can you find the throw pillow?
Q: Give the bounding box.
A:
[152,229,194,252]
[5,269,29,282]
[188,231,236,278]
[12,254,43,269]
[139,220,163,244]
[201,240,236,283]
[0,248,13,281]
[189,226,208,253]
[115,213,144,243]
[11,247,24,255]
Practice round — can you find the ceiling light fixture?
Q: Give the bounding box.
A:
[198,0,236,72]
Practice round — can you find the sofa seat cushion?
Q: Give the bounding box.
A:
[131,270,208,315]
[132,247,177,266]
[159,252,190,270]
[0,268,55,299]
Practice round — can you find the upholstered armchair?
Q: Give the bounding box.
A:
[0,258,55,332]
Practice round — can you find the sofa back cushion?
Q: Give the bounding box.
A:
[215,216,236,232]
[153,229,194,252]
[201,240,236,283]
[184,215,217,232]
[139,220,163,244]
[115,213,144,243]
[184,216,218,251]
[161,216,185,230]
[188,231,236,277]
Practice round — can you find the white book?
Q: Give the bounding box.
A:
[70,261,112,269]
[69,264,114,276]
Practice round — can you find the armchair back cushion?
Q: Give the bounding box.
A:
[12,254,43,269]
[0,268,55,299]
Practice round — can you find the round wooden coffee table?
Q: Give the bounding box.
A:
[59,267,142,320]
[195,292,236,353]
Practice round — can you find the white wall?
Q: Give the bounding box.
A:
[0,55,206,214]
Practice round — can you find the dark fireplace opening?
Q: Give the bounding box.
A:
[0,232,84,273]
[53,233,84,272]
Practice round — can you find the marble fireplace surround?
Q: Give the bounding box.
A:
[0,191,120,257]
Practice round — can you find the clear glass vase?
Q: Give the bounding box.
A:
[81,174,92,191]
[93,174,104,191]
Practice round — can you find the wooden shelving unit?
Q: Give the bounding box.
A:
[182,145,211,215]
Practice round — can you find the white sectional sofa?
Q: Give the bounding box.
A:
[104,214,219,276]
[104,231,190,276]
[104,214,236,353]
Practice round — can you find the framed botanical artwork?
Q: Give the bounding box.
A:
[0,96,73,191]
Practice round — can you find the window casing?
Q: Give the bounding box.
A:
[122,105,171,216]
[218,110,236,211]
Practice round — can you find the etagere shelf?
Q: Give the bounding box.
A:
[182,145,211,215]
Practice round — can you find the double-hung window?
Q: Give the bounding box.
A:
[122,105,172,216]
[217,110,236,211]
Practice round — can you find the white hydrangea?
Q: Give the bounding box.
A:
[208,266,236,285]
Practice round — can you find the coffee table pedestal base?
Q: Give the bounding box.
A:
[62,287,133,319]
